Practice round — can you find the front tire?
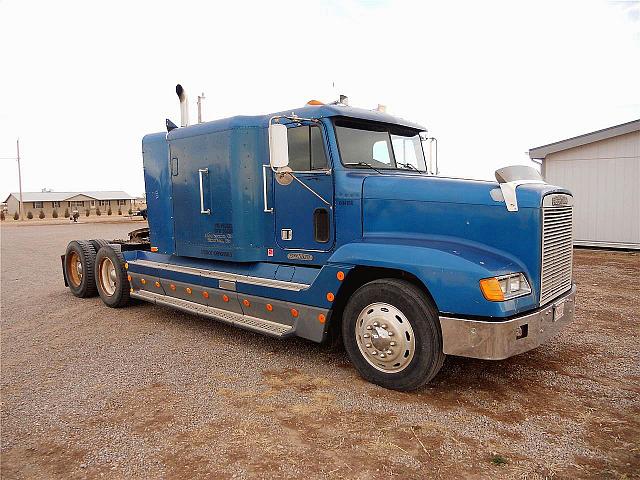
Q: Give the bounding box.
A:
[341,279,445,391]
[95,246,131,308]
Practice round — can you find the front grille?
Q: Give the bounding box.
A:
[540,201,573,305]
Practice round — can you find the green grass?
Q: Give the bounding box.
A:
[490,454,509,466]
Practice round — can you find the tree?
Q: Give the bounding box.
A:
[128,208,133,215]
[85,209,90,216]
[0,211,5,221]
[64,208,70,218]
[118,208,122,215]
[96,207,102,216]
[27,211,33,219]
[107,207,112,215]
[52,209,59,218]
[39,210,45,219]
[13,212,19,220]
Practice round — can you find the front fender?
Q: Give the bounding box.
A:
[328,237,539,318]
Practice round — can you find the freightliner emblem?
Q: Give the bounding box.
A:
[551,195,569,206]
[287,253,313,261]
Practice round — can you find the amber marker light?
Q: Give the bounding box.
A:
[155,281,161,288]
[127,275,132,282]
[202,291,209,299]
[479,278,505,302]
[326,292,335,302]
[170,284,176,291]
[130,288,134,293]
[290,308,299,318]
[185,287,192,295]
[150,246,159,252]
[266,304,273,312]
[222,294,230,303]
[141,278,146,285]
[124,262,128,270]
[306,99,324,105]
[243,299,251,307]
[318,314,326,324]
[336,271,345,281]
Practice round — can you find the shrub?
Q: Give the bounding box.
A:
[118,208,122,215]
[107,207,112,215]
[64,208,70,218]
[85,209,90,216]
[96,208,102,216]
[52,209,58,218]
[13,212,19,220]
[39,210,45,219]
[0,211,5,221]
[27,211,33,219]
[128,208,133,215]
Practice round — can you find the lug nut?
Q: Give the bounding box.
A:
[382,324,387,329]
[386,350,392,355]
[371,350,378,355]
[388,332,394,336]
[390,341,396,346]
[366,325,372,330]
[373,321,379,327]
[365,343,371,348]
[379,353,386,358]
[363,333,370,338]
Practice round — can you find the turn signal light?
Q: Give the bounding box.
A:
[479,278,505,302]
[306,99,324,105]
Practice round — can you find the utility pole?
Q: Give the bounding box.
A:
[17,138,24,220]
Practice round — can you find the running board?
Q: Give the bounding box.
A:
[131,289,294,338]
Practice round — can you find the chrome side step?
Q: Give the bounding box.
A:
[131,289,294,338]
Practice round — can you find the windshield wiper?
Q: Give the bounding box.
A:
[344,161,383,174]
[397,162,419,171]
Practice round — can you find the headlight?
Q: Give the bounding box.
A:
[479,273,532,302]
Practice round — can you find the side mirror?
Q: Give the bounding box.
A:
[269,124,289,169]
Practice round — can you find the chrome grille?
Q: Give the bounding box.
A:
[540,200,573,305]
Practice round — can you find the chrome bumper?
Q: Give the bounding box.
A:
[439,284,576,360]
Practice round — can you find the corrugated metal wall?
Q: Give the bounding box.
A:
[544,130,640,249]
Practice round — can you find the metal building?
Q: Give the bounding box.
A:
[529,119,640,250]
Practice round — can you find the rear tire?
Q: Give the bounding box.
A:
[341,279,445,391]
[64,240,98,298]
[89,239,110,252]
[95,246,131,308]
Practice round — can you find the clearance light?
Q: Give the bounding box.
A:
[318,314,326,324]
[141,278,146,285]
[326,292,335,302]
[480,273,531,302]
[127,275,132,282]
[170,284,176,291]
[130,288,134,293]
[222,294,230,302]
[150,246,159,252]
[266,304,273,312]
[185,287,192,295]
[243,299,251,307]
[290,308,299,318]
[336,271,345,281]
[202,291,209,299]
[155,281,161,288]
[124,262,128,270]
[306,99,324,105]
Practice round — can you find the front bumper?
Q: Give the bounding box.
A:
[439,284,576,360]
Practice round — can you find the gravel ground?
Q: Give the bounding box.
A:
[1,222,638,479]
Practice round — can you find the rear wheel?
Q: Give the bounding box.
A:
[64,240,98,298]
[95,246,131,308]
[341,279,445,391]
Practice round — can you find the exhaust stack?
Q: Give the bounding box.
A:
[176,84,189,127]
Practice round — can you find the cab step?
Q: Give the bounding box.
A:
[131,289,294,337]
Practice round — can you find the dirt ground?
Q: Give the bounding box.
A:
[1,222,638,479]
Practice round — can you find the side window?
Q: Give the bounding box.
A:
[287,126,328,171]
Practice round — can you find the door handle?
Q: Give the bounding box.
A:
[198,168,210,215]
[262,165,273,213]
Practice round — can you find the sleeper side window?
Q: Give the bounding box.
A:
[287,125,328,171]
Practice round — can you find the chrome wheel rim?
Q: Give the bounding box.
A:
[99,257,117,296]
[355,302,415,373]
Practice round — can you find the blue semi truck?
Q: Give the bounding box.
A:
[62,87,576,391]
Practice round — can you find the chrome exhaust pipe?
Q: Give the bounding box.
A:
[176,84,189,127]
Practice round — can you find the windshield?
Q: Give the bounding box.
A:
[334,119,427,171]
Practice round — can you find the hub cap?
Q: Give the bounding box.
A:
[99,257,117,296]
[67,251,82,287]
[355,302,415,373]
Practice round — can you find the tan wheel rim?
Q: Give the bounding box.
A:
[99,257,117,296]
[66,251,83,287]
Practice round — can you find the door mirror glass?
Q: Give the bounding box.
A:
[269,124,290,169]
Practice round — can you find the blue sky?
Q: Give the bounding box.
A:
[1,0,639,198]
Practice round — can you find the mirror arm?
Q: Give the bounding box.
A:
[284,171,331,207]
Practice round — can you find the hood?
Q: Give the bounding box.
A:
[362,174,569,210]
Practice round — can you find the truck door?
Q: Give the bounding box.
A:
[273,124,334,252]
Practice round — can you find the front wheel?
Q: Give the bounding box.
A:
[341,279,445,391]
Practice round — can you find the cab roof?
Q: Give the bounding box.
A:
[166,104,426,141]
